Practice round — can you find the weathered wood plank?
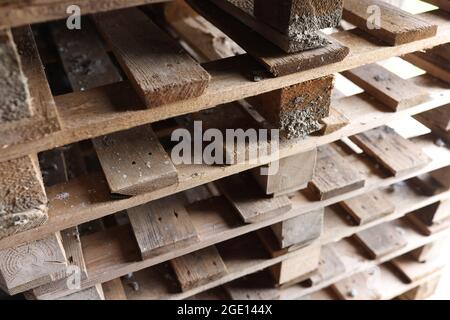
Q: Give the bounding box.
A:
[92,125,178,196]
[319,107,349,135]
[351,126,431,176]
[102,278,127,300]
[398,275,441,300]
[93,8,210,107]
[340,189,395,226]
[343,0,438,45]
[355,222,408,259]
[57,284,105,300]
[343,63,429,111]
[331,269,382,300]
[420,105,450,132]
[412,200,450,226]
[127,195,199,260]
[308,245,346,286]
[391,253,445,283]
[170,246,227,291]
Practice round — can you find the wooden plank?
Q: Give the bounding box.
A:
[331,269,382,300]
[430,166,450,189]
[0,233,66,295]
[170,246,228,292]
[0,0,171,29]
[216,173,292,223]
[57,284,105,300]
[413,199,450,226]
[340,189,395,226]
[188,0,349,76]
[343,0,438,45]
[411,238,449,263]
[420,105,450,132]
[249,75,334,138]
[50,19,122,91]
[398,275,441,300]
[0,155,48,240]
[0,28,32,123]
[271,208,323,249]
[423,0,450,12]
[251,148,317,196]
[320,107,350,135]
[355,222,408,259]
[253,0,343,37]
[1,26,61,149]
[102,278,127,300]
[351,126,431,176]
[308,145,365,200]
[308,245,346,286]
[1,10,450,160]
[343,63,429,111]
[92,125,178,196]
[93,8,210,107]
[127,195,199,260]
[224,271,280,300]
[391,253,446,283]
[404,52,450,84]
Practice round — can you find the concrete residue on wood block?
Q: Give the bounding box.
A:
[0,155,48,240]
[0,28,32,123]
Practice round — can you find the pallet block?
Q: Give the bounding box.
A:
[127,195,199,260]
[340,189,396,226]
[216,173,292,223]
[188,0,349,76]
[92,124,178,196]
[251,148,317,196]
[0,155,48,240]
[351,126,431,177]
[248,76,333,138]
[342,63,429,111]
[308,145,365,200]
[93,7,210,107]
[343,0,437,45]
[271,208,324,249]
[170,246,228,292]
[0,233,67,295]
[355,222,408,259]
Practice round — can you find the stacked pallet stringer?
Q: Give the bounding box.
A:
[0,0,449,300]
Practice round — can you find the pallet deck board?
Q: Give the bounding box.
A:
[93,8,211,107]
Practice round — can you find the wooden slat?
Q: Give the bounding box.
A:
[405,52,450,84]
[171,246,228,292]
[102,278,127,300]
[92,125,178,196]
[391,253,446,283]
[423,0,450,12]
[411,238,449,263]
[216,174,292,223]
[331,269,382,300]
[340,189,395,226]
[0,28,32,123]
[351,126,431,176]
[309,245,346,286]
[398,275,441,300]
[343,63,429,111]
[1,26,61,149]
[320,107,349,135]
[50,19,122,91]
[127,195,199,260]
[420,105,450,132]
[57,284,105,300]
[93,8,210,107]
[343,0,438,45]
[355,222,408,259]
[309,145,365,200]
[224,271,280,300]
[188,0,349,76]
[0,233,66,295]
[1,10,450,160]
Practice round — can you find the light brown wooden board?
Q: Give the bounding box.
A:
[216,174,292,223]
[170,246,228,292]
[2,10,449,160]
[127,195,199,260]
[309,145,365,200]
[391,253,446,283]
[251,148,317,196]
[309,245,346,286]
[331,269,382,300]
[0,0,171,29]
[0,155,48,240]
[1,26,61,148]
[420,105,450,131]
[102,278,127,300]
[50,19,122,91]
[355,222,408,259]
[343,0,438,46]
[271,208,323,249]
[320,107,350,135]
[0,28,32,123]
[0,233,66,295]
[351,126,431,176]
[399,275,441,300]
[93,8,210,107]
[211,0,330,52]
[92,125,178,196]
[340,189,396,226]
[343,63,429,111]
[404,52,450,84]
[188,0,349,76]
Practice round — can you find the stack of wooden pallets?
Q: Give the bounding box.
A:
[0,0,449,300]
